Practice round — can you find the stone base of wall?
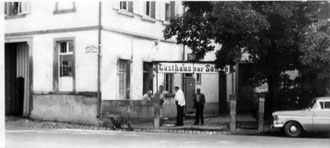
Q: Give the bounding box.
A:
[30,93,100,125]
[101,100,154,124]
[204,102,219,115]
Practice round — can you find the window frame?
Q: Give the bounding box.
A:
[118,59,131,100]
[196,73,202,84]
[142,1,156,22]
[164,73,174,93]
[53,37,76,92]
[4,2,31,19]
[53,2,76,14]
[120,1,133,13]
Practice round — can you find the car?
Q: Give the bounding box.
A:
[272,97,330,137]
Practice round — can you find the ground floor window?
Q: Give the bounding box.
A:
[164,73,174,93]
[118,59,131,99]
[143,62,153,95]
[54,38,75,92]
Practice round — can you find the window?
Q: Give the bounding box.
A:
[165,1,175,21]
[4,2,30,18]
[164,73,173,93]
[143,62,153,95]
[196,73,202,84]
[118,59,131,99]
[120,1,133,13]
[54,39,75,92]
[145,1,155,18]
[54,1,76,14]
[320,101,330,109]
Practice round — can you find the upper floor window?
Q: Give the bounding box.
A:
[4,2,30,19]
[54,1,76,14]
[145,1,155,19]
[120,1,133,13]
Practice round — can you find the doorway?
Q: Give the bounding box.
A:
[5,42,30,116]
[184,77,195,114]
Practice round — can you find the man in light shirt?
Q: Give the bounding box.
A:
[174,86,185,126]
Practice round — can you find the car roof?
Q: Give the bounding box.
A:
[315,97,330,101]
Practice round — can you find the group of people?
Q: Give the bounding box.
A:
[143,85,206,126]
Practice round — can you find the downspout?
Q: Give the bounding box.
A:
[97,1,102,118]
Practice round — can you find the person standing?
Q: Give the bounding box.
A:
[193,88,205,125]
[174,86,185,126]
[158,85,168,125]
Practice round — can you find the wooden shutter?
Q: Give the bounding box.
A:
[128,1,133,13]
[151,1,155,18]
[170,1,175,19]
[133,1,140,14]
[21,2,30,14]
[113,1,119,9]
[4,2,8,15]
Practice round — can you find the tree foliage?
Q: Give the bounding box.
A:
[164,1,330,111]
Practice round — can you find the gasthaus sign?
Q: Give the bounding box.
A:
[157,62,230,74]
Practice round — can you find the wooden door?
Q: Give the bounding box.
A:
[184,78,195,113]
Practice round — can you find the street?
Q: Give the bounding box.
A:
[5,128,330,148]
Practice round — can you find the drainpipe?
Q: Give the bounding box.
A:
[97,1,102,118]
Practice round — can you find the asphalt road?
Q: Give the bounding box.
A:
[5,129,330,148]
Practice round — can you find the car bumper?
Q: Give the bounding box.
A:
[271,121,284,129]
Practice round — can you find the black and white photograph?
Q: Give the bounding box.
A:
[1,0,330,148]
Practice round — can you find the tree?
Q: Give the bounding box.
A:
[164,1,330,112]
[298,20,330,100]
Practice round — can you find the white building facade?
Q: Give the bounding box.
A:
[4,1,235,125]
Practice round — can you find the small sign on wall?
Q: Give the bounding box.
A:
[85,45,98,54]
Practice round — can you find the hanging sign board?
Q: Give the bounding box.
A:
[156,62,230,74]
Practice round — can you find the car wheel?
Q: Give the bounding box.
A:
[284,122,303,137]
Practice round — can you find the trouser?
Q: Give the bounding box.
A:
[194,103,204,125]
[176,101,184,126]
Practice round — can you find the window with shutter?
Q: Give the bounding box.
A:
[54,2,76,14]
[145,1,156,19]
[120,1,133,13]
[4,2,30,19]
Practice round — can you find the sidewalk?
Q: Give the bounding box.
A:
[5,115,274,135]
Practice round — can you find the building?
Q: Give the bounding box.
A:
[4,1,237,125]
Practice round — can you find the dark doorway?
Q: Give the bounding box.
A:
[5,42,29,116]
[184,77,195,114]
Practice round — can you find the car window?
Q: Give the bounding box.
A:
[307,99,316,109]
[320,102,324,109]
[325,102,330,109]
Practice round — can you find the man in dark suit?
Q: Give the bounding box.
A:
[193,88,205,125]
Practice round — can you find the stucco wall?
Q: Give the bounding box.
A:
[30,93,99,125]
[101,31,183,100]
[5,1,99,33]
[33,30,98,92]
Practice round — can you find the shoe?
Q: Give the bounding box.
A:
[193,123,199,125]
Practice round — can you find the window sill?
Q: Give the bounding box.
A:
[117,9,134,18]
[142,16,156,23]
[5,14,27,20]
[53,8,76,14]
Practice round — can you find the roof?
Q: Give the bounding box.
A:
[315,97,330,101]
